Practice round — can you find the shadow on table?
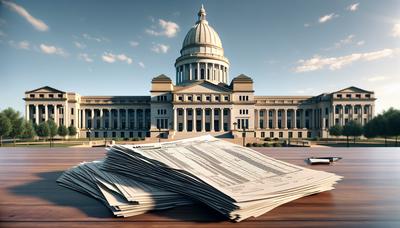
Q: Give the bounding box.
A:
[9,170,227,223]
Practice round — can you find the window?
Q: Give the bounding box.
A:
[206,96,211,101]
[356,94,361,98]
[307,132,311,138]
[335,107,340,114]
[215,96,219,101]
[197,96,201,101]
[298,132,302,138]
[157,95,167,101]
[178,109,183,115]
[187,109,192,116]
[288,132,293,138]
[325,108,329,115]
[224,96,229,101]
[337,94,342,98]
[58,94,63,98]
[346,94,351,98]
[366,94,371,98]
[71,108,74,115]
[200,68,205,79]
[196,109,201,115]
[49,94,54,98]
[39,94,44,98]
[279,132,283,138]
[30,94,35,98]
[270,132,274,138]
[223,109,228,115]
[188,96,193,101]
[261,132,265,138]
[178,96,183,101]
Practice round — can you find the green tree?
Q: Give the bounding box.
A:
[68,125,77,138]
[1,108,24,146]
[58,125,69,139]
[0,113,12,147]
[21,120,36,139]
[329,125,343,139]
[342,120,363,147]
[36,122,50,141]
[385,108,400,146]
[47,120,58,147]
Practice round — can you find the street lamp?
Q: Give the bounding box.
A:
[87,128,92,142]
[242,125,247,147]
[158,126,162,143]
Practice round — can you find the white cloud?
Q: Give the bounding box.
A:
[357,40,365,46]
[318,13,338,23]
[295,48,398,72]
[78,53,93,62]
[374,81,400,113]
[9,40,30,50]
[151,43,169,53]
[392,23,400,37]
[129,41,139,47]
[304,23,310,28]
[146,19,179,38]
[74,41,86,49]
[101,52,132,64]
[367,76,389,82]
[347,3,360,11]
[138,61,145,68]
[334,34,354,48]
[40,44,67,56]
[2,0,49,31]
[82,33,109,42]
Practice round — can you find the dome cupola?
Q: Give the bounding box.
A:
[175,5,230,85]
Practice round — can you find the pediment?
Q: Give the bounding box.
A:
[26,86,65,94]
[174,81,231,94]
[334,86,373,94]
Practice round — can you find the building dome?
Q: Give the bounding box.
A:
[182,18,223,50]
[175,5,230,86]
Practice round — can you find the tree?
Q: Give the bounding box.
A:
[21,120,36,139]
[342,120,363,147]
[36,122,50,141]
[0,113,12,147]
[58,125,69,139]
[385,108,400,147]
[68,125,77,138]
[1,108,24,146]
[329,125,342,139]
[47,120,58,147]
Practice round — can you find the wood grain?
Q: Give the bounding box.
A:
[1,147,400,227]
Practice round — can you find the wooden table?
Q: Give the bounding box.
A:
[1,147,400,227]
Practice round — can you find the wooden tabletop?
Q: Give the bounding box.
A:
[1,147,400,228]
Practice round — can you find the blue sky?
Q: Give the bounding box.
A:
[0,0,399,114]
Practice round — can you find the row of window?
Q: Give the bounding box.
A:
[335,106,369,115]
[239,95,249,101]
[157,109,167,115]
[336,94,371,99]
[156,119,169,129]
[29,93,63,98]
[239,109,249,115]
[177,109,229,116]
[157,95,168,101]
[259,131,309,139]
[177,95,230,102]
[87,131,149,139]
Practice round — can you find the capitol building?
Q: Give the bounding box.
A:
[23,6,376,140]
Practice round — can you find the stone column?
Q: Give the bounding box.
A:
[201,108,206,132]
[100,109,104,129]
[183,108,187,132]
[197,62,200,80]
[265,109,269,129]
[193,108,197,132]
[302,110,306,129]
[82,109,86,129]
[205,62,208,80]
[44,105,48,122]
[210,108,214,131]
[173,108,177,131]
[35,105,39,124]
[54,105,59,126]
[283,109,287,129]
[189,64,192,81]
[274,109,278,129]
[293,109,297,129]
[143,109,146,129]
[25,105,30,122]
[220,108,224,131]
[90,109,94,129]
[254,109,259,129]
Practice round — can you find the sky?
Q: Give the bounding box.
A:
[0,0,399,114]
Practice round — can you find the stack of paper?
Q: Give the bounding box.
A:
[57,160,192,217]
[58,135,342,221]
